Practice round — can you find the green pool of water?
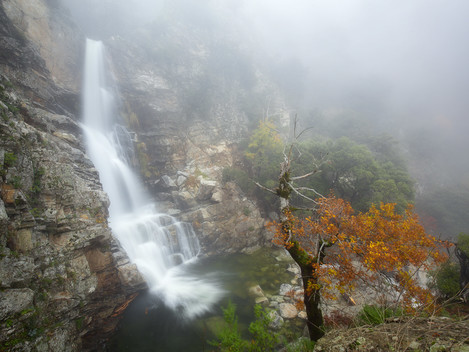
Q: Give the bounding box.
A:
[108,247,298,351]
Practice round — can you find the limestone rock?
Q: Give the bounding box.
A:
[279,283,294,295]
[0,11,141,347]
[0,199,7,222]
[248,284,265,297]
[117,262,146,289]
[279,303,298,319]
[298,311,307,319]
[255,296,269,305]
[268,310,284,330]
[0,288,34,320]
[161,175,177,189]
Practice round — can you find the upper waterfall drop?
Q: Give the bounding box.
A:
[81,39,223,318]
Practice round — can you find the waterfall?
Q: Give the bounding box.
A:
[81,39,223,318]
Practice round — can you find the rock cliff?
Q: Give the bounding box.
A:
[103,15,280,254]
[0,1,144,350]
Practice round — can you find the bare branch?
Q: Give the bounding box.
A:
[253,181,277,195]
[294,186,325,198]
[296,126,315,140]
[291,170,319,180]
[287,182,319,204]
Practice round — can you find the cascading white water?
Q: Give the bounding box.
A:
[82,39,223,318]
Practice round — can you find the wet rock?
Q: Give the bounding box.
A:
[279,303,298,319]
[117,262,146,289]
[248,284,265,297]
[255,296,269,305]
[268,310,284,329]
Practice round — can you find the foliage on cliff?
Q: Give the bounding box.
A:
[292,137,414,212]
[224,120,414,214]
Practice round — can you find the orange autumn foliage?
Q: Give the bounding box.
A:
[268,196,449,311]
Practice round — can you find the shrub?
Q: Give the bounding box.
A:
[357,305,404,326]
[3,152,17,168]
[209,302,281,352]
[222,167,254,194]
[432,261,461,298]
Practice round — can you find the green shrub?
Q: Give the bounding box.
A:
[222,167,254,194]
[3,152,17,167]
[209,301,247,352]
[209,302,281,352]
[432,261,461,298]
[357,305,404,325]
[248,304,280,352]
[457,232,469,256]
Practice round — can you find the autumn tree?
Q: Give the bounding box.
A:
[265,139,448,342]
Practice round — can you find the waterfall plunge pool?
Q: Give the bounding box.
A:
[108,247,304,351]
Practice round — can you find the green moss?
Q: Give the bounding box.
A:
[276,171,292,199]
[288,241,313,267]
[11,175,22,189]
[3,152,17,167]
[136,142,157,179]
[75,317,85,330]
[1,111,8,122]
[31,166,45,193]
[457,233,469,256]
[20,307,35,316]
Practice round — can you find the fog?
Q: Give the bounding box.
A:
[236,0,469,187]
[61,0,469,236]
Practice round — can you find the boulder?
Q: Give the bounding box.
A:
[268,310,284,329]
[248,284,265,297]
[161,175,177,189]
[279,303,298,319]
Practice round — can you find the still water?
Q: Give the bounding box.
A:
[109,248,297,351]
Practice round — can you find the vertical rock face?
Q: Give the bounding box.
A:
[0,1,144,351]
[103,22,280,254]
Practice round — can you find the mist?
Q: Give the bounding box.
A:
[236,0,469,188]
[60,0,469,236]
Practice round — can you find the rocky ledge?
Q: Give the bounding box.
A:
[315,316,469,352]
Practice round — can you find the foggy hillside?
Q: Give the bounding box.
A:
[60,0,469,238]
